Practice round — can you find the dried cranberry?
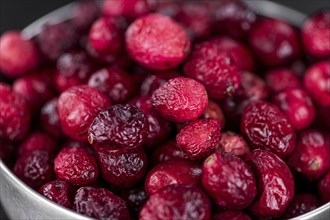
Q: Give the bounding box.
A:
[218,131,250,158]
[120,185,148,218]
[283,194,319,218]
[248,149,295,218]
[126,13,191,70]
[58,85,110,141]
[202,152,256,209]
[265,68,301,93]
[102,0,150,20]
[318,170,330,203]
[0,83,31,141]
[151,139,186,165]
[287,130,330,181]
[38,180,75,209]
[71,0,99,33]
[145,160,202,195]
[201,100,225,125]
[74,187,130,220]
[40,98,63,139]
[212,210,251,220]
[88,104,149,149]
[152,77,208,122]
[241,101,296,158]
[140,184,211,220]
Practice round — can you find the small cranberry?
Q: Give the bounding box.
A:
[212,210,251,220]
[201,100,225,125]
[71,0,99,33]
[265,68,301,93]
[151,139,186,165]
[318,170,330,203]
[283,194,319,218]
[40,98,63,139]
[218,131,250,158]
[102,0,150,20]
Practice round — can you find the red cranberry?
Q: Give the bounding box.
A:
[17,131,58,157]
[88,66,137,104]
[74,187,130,220]
[0,31,39,78]
[152,77,208,122]
[102,0,150,20]
[14,150,54,189]
[318,170,330,203]
[54,146,99,185]
[126,13,191,70]
[13,68,56,113]
[249,19,300,67]
[248,149,295,218]
[184,41,240,100]
[96,146,147,188]
[273,88,315,130]
[40,98,63,139]
[55,50,97,92]
[151,139,186,165]
[302,10,330,58]
[202,152,256,209]
[38,180,75,209]
[58,85,110,141]
[88,104,149,149]
[287,130,330,181]
[120,185,148,217]
[145,160,202,195]
[140,184,211,220]
[176,119,221,160]
[0,83,31,141]
[201,100,225,125]
[71,0,99,33]
[218,131,250,158]
[265,68,301,93]
[283,194,319,218]
[241,101,296,158]
[212,210,251,220]
[303,61,330,107]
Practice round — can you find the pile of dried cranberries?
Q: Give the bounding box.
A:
[0,0,329,219]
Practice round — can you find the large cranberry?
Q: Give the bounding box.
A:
[212,210,251,220]
[283,194,319,218]
[241,101,296,158]
[140,184,211,220]
[151,139,186,165]
[102,0,150,20]
[40,98,63,139]
[318,170,330,203]
[265,68,301,93]
[218,131,250,158]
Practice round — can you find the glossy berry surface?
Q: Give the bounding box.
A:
[40,98,63,139]
[265,68,301,93]
[212,210,251,220]
[283,194,319,218]
[318,170,330,203]
[152,77,208,122]
[218,131,250,158]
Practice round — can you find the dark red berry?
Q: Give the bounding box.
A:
[71,0,99,33]
[102,0,150,20]
[40,98,63,139]
[218,131,250,158]
[140,71,180,96]
[283,194,319,218]
[201,100,225,126]
[151,139,186,165]
[239,71,269,100]
[318,170,330,203]
[0,140,16,166]
[265,68,301,93]
[212,210,251,220]
[120,185,148,217]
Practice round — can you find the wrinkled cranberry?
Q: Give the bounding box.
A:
[120,185,148,217]
[88,104,149,149]
[184,41,240,100]
[74,187,130,220]
[287,130,330,181]
[13,68,56,113]
[0,83,31,141]
[249,19,300,67]
[212,210,251,220]
[303,61,330,107]
[248,149,295,218]
[0,31,39,78]
[318,170,330,203]
[140,184,211,220]
[54,146,99,186]
[201,100,225,125]
[151,139,186,165]
[58,85,110,141]
[241,101,296,158]
[71,0,99,33]
[283,194,319,218]
[202,152,256,209]
[302,10,330,58]
[38,180,75,209]
[14,150,54,189]
[176,119,221,160]
[96,146,147,188]
[152,77,208,122]
[265,67,301,93]
[88,66,137,104]
[126,13,191,70]
[145,160,202,195]
[102,0,150,20]
[218,131,250,158]
[40,98,63,139]
[55,50,97,92]
[273,88,315,130]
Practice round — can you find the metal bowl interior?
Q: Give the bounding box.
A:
[0,1,329,219]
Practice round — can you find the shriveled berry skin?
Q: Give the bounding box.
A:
[218,132,250,159]
[54,146,99,186]
[303,61,330,107]
[38,180,75,209]
[88,66,137,104]
[273,88,315,130]
[152,77,208,123]
[126,13,191,70]
[58,85,111,141]
[265,68,301,93]
[211,210,251,220]
[241,101,296,158]
[249,19,300,67]
[120,185,148,218]
[282,194,319,218]
[176,119,221,160]
[318,170,330,203]
[96,146,147,188]
[88,104,149,149]
[184,41,240,100]
[287,130,330,181]
[145,160,202,195]
[40,98,63,139]
[102,0,150,20]
[0,83,31,141]
[248,149,295,218]
[14,150,54,189]
[202,152,257,209]
[140,184,211,220]
[302,10,330,58]
[74,187,130,220]
[151,139,186,165]
[201,100,225,126]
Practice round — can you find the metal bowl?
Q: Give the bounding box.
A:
[0,1,329,219]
